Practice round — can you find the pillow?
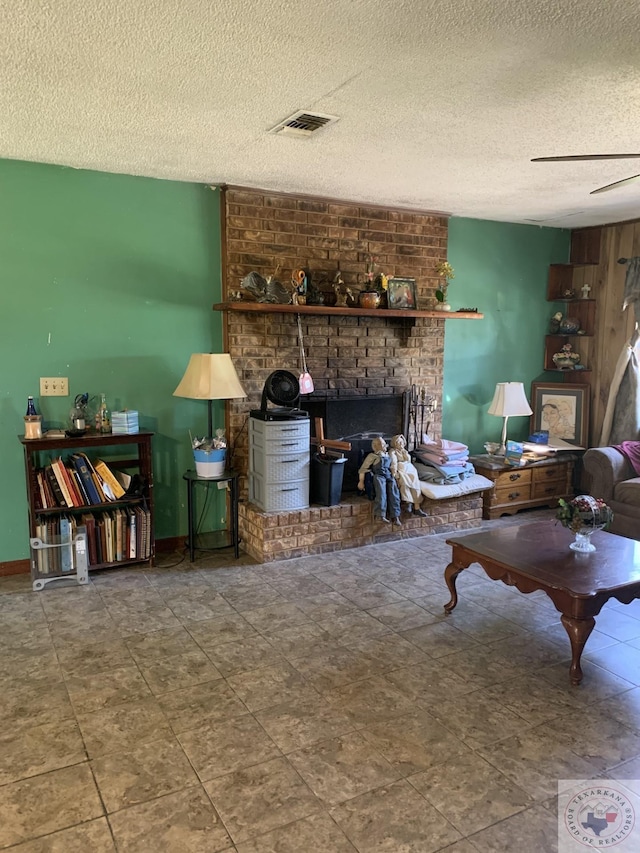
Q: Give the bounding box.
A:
[419,474,493,501]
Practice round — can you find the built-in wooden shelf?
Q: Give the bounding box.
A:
[212,302,484,320]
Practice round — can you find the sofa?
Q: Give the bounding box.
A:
[582,447,640,539]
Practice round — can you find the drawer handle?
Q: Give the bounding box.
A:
[281,487,299,492]
[282,459,298,463]
[508,491,520,500]
[280,442,299,447]
[509,473,521,481]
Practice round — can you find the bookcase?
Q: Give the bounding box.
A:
[20,431,154,583]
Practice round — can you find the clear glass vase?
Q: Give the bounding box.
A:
[570,528,597,552]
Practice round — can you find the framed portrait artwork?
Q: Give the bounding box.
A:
[530,382,589,448]
[387,277,417,310]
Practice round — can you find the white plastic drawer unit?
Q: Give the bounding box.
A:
[248,416,310,512]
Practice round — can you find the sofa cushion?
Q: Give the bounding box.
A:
[613,477,640,508]
[420,474,493,501]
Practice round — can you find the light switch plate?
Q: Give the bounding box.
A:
[40,377,69,396]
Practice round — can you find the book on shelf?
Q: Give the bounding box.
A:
[71,468,90,505]
[45,465,68,508]
[70,454,103,505]
[94,460,126,499]
[51,458,74,507]
[81,513,98,566]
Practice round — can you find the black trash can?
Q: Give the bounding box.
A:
[310,453,347,506]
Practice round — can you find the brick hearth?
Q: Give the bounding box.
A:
[218,186,482,560]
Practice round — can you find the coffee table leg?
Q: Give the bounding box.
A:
[444,562,464,613]
[561,614,596,686]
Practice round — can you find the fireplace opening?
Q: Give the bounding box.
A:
[301,395,405,492]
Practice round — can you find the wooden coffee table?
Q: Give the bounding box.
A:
[443,521,640,685]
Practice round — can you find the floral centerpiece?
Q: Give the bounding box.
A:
[434,261,454,310]
[556,495,613,552]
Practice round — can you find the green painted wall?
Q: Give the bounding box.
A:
[444,217,571,452]
[1,160,223,562]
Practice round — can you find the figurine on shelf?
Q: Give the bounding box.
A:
[389,434,427,517]
[358,436,402,525]
[581,283,592,299]
[292,269,308,305]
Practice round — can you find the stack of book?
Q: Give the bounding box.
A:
[112,410,139,434]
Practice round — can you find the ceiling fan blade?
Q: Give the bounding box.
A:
[590,174,640,195]
[532,154,640,162]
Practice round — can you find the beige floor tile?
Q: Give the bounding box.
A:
[76,696,173,758]
[226,661,319,711]
[410,749,532,835]
[466,802,559,852]
[203,635,285,676]
[5,817,116,852]
[55,637,134,677]
[158,678,248,733]
[255,694,355,752]
[287,731,401,807]
[360,710,470,776]
[122,625,202,663]
[324,676,417,727]
[330,779,461,852]
[65,664,151,713]
[108,786,231,852]
[186,613,258,649]
[205,756,320,843]
[0,763,103,848]
[0,718,86,785]
[241,601,311,633]
[424,689,533,750]
[178,714,279,781]
[235,810,355,853]
[91,736,198,812]
[137,649,222,694]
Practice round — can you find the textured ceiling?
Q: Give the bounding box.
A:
[3,0,640,228]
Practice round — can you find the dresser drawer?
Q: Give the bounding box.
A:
[250,419,310,454]
[531,479,568,500]
[493,483,532,506]
[493,467,532,489]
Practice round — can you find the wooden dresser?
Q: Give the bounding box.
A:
[470,453,577,520]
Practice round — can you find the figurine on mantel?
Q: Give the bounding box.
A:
[240,267,291,303]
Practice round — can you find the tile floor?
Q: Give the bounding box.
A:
[2,509,640,852]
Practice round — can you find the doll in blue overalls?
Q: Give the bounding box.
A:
[358,436,402,525]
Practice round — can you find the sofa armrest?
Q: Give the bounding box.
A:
[583,447,635,502]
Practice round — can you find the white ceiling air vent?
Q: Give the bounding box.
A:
[269,110,339,138]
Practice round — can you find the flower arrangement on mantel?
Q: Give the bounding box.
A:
[556,496,613,533]
[434,261,455,305]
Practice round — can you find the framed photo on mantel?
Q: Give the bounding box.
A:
[387,277,416,309]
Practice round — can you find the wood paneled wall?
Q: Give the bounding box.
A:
[571,222,640,444]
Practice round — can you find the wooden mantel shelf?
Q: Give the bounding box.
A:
[212,302,484,320]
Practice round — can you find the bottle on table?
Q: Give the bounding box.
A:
[24,396,42,439]
[96,394,111,433]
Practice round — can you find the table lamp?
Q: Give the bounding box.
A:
[487,381,532,455]
[173,353,246,437]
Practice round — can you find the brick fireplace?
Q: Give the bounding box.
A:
[218,186,483,561]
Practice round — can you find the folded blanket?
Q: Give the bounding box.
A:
[420,436,469,454]
[614,441,640,476]
[414,449,469,465]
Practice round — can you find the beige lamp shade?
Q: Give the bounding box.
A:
[174,353,246,436]
[487,381,532,454]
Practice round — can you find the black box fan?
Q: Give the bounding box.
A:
[250,370,310,421]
